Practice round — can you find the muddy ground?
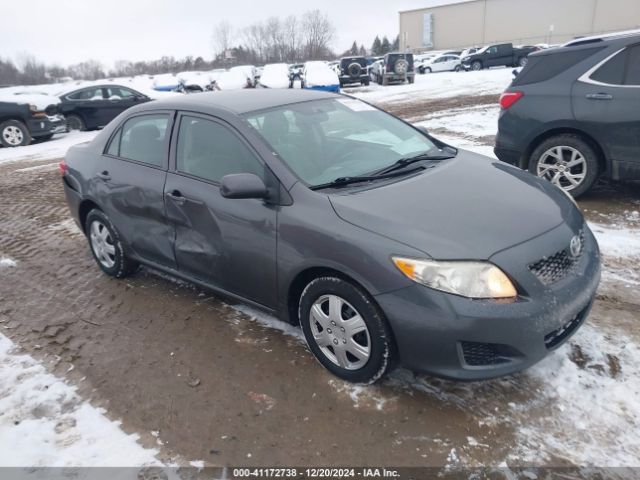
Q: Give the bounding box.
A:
[0,94,639,467]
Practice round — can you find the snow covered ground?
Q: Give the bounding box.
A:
[0,131,97,165]
[0,332,161,467]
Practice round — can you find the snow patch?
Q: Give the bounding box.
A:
[0,131,98,165]
[589,222,640,258]
[0,257,17,268]
[0,334,161,467]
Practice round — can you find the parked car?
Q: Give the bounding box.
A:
[495,31,640,196]
[258,63,292,89]
[338,56,370,87]
[288,64,304,82]
[0,96,65,147]
[61,89,600,383]
[216,70,252,90]
[371,53,415,85]
[152,74,181,92]
[461,43,539,70]
[230,65,257,87]
[419,54,462,73]
[57,85,151,131]
[301,61,340,92]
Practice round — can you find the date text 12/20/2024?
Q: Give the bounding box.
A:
[232,468,400,478]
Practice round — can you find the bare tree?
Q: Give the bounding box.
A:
[212,20,234,58]
[301,10,335,60]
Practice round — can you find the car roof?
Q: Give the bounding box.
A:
[562,29,640,47]
[145,89,338,115]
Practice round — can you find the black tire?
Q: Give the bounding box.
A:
[407,75,415,84]
[382,76,389,86]
[454,65,462,72]
[528,134,599,197]
[0,119,32,147]
[363,77,370,86]
[471,60,482,71]
[424,67,432,73]
[85,209,138,278]
[299,276,395,384]
[66,114,85,131]
[376,74,382,85]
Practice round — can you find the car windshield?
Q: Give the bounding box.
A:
[244,98,440,187]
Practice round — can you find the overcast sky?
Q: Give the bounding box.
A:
[1,0,432,67]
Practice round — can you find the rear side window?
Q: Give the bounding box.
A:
[67,87,104,101]
[590,44,640,86]
[109,114,169,166]
[591,49,626,85]
[624,44,640,85]
[176,115,263,183]
[512,47,604,86]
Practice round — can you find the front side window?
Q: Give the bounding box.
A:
[244,98,438,187]
[176,115,263,183]
[110,114,169,166]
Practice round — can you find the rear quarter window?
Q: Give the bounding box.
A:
[591,49,626,85]
[512,47,604,86]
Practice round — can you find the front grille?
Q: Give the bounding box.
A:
[544,304,589,349]
[460,341,510,366]
[528,230,584,285]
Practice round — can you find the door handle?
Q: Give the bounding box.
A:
[585,93,613,100]
[97,170,111,181]
[166,190,186,204]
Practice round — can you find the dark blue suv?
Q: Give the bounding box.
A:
[495,31,640,197]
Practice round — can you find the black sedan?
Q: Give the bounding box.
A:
[60,90,600,383]
[57,84,150,131]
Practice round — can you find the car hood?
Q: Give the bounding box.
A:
[328,151,582,260]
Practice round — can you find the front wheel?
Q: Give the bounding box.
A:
[85,209,138,278]
[299,277,395,384]
[0,120,31,147]
[471,60,482,71]
[529,134,599,197]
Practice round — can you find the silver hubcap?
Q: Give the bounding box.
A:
[2,126,24,146]
[537,146,587,191]
[309,295,371,370]
[90,221,116,268]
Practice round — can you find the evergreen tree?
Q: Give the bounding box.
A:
[371,36,382,56]
[358,45,367,56]
[381,36,391,54]
[350,41,359,55]
[392,35,400,51]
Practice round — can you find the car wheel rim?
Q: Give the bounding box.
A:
[537,146,587,191]
[2,126,24,146]
[309,294,371,370]
[90,220,116,268]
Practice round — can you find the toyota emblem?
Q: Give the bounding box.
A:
[569,234,583,258]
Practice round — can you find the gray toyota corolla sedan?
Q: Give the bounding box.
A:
[61,89,600,383]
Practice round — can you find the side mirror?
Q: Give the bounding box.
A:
[220,173,268,200]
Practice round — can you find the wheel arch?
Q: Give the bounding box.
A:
[286,266,378,327]
[524,127,608,176]
[78,198,102,234]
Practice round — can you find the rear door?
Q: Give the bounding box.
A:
[65,86,109,129]
[97,111,176,268]
[163,112,278,308]
[573,43,640,179]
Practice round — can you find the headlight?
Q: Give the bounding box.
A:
[392,257,517,299]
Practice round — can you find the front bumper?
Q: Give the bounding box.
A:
[28,114,67,138]
[375,223,601,380]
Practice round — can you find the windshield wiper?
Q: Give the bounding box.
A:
[310,166,424,190]
[374,151,455,176]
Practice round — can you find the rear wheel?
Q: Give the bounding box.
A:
[299,277,394,384]
[363,77,370,86]
[454,65,462,72]
[424,67,432,73]
[66,114,85,131]
[529,134,599,197]
[0,120,31,147]
[85,209,138,278]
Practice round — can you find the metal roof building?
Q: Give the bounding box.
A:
[399,0,640,52]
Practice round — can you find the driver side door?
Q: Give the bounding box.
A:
[164,112,278,308]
